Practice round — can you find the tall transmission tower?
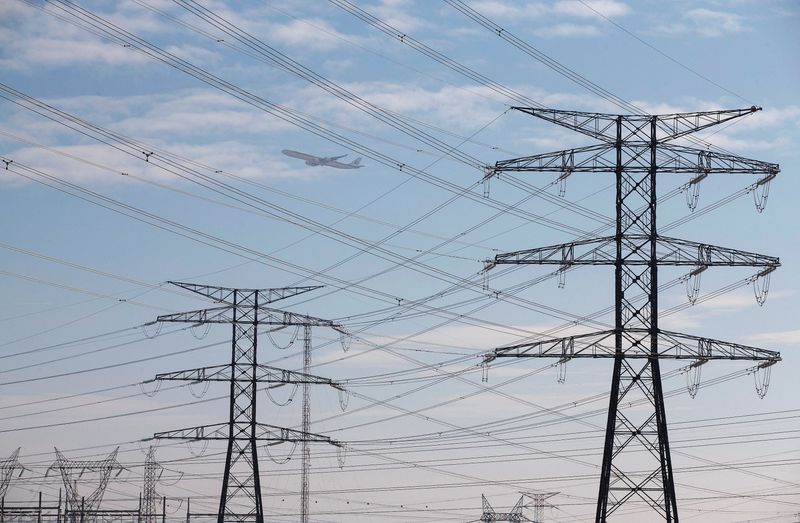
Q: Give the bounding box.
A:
[0,448,23,500]
[483,107,781,521]
[49,447,122,523]
[480,494,530,522]
[148,282,344,523]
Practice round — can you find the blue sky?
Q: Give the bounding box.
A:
[1,1,798,521]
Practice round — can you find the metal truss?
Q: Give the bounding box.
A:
[0,448,23,500]
[481,494,530,523]
[168,281,321,306]
[484,107,781,522]
[523,491,558,523]
[149,283,342,523]
[141,446,162,523]
[153,422,340,445]
[49,448,122,523]
[490,235,779,268]
[156,363,343,389]
[489,329,780,362]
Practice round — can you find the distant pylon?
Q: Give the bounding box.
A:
[49,447,122,523]
[0,448,23,499]
[480,494,530,522]
[142,446,162,523]
[522,491,557,523]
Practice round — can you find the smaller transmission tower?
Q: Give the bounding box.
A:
[0,448,23,499]
[142,446,162,523]
[522,491,558,523]
[480,495,530,523]
[148,282,345,523]
[49,447,122,523]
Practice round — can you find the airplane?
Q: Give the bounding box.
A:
[282,149,364,169]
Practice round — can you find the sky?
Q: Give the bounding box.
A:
[0,0,798,521]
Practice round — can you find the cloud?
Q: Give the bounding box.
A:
[269,18,362,51]
[0,2,216,71]
[467,1,548,19]
[686,8,745,37]
[655,8,746,38]
[552,0,630,19]
[535,23,604,37]
[745,329,800,346]
[369,0,428,33]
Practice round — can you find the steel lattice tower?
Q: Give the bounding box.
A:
[523,491,557,523]
[483,107,781,521]
[49,447,122,523]
[480,495,530,523]
[142,446,162,523]
[0,448,23,500]
[148,282,344,523]
[300,325,312,523]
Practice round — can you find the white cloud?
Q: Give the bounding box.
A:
[686,8,745,37]
[655,8,746,38]
[269,18,361,51]
[535,22,604,37]
[552,0,630,19]
[369,0,428,33]
[467,1,548,19]
[745,329,800,345]
[0,2,216,70]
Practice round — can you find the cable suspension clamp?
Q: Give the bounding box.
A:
[752,172,777,213]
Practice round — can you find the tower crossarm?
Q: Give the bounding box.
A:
[152,423,342,446]
[489,235,779,268]
[156,305,233,324]
[512,106,762,143]
[167,281,322,305]
[493,144,613,174]
[658,143,780,175]
[490,143,779,178]
[155,306,340,328]
[487,329,780,362]
[155,364,342,387]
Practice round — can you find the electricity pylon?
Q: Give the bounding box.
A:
[480,494,530,522]
[0,448,23,500]
[148,282,344,523]
[142,446,162,523]
[483,107,781,522]
[522,491,558,523]
[49,447,122,523]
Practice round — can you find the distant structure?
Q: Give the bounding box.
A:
[523,491,558,523]
[50,447,122,523]
[141,446,162,523]
[0,448,23,499]
[480,494,530,523]
[483,107,781,521]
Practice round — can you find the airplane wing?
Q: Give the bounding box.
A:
[324,154,348,162]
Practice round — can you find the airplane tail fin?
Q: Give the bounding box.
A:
[351,157,362,166]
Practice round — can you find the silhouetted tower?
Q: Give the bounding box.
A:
[0,448,23,500]
[483,107,781,521]
[148,282,343,523]
[141,446,162,523]
[49,447,122,523]
[480,494,530,523]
